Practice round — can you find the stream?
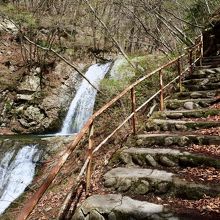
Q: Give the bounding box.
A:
[0,144,40,214]
[0,62,111,215]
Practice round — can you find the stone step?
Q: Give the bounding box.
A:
[203,56,220,61]
[72,194,176,220]
[103,167,220,198]
[183,82,220,91]
[118,147,220,169]
[165,98,217,110]
[183,77,220,86]
[202,58,220,64]
[194,66,219,70]
[202,59,220,64]
[185,68,220,79]
[134,134,220,147]
[152,109,220,120]
[145,119,220,132]
[172,90,219,99]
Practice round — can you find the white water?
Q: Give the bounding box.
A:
[59,63,111,135]
[0,145,40,214]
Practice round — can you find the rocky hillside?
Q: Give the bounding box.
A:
[0,18,83,134]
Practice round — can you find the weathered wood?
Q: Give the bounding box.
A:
[86,123,94,196]
[189,49,193,74]
[130,88,137,135]
[177,58,182,92]
[159,70,164,111]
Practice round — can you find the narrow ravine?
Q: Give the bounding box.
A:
[59,62,111,135]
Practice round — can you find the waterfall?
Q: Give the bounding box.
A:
[0,145,40,214]
[59,63,111,135]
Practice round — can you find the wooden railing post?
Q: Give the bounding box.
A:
[189,49,193,74]
[159,70,164,111]
[130,87,136,135]
[200,35,203,66]
[86,122,94,196]
[177,58,182,92]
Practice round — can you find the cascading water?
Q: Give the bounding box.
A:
[0,145,40,214]
[0,62,110,215]
[59,62,111,135]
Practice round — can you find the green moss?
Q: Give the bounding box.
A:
[183,109,220,118]
[109,149,124,165]
[186,121,220,129]
[179,155,220,169]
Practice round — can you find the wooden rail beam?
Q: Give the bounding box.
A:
[86,122,94,196]
[159,69,164,111]
[130,88,137,135]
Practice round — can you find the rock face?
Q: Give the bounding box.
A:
[0,61,82,134]
[0,17,88,134]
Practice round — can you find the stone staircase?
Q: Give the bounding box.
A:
[202,56,220,68]
[72,60,220,219]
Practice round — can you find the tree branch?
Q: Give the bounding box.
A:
[23,36,103,93]
[83,0,138,71]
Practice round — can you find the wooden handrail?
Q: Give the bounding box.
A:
[17,35,203,220]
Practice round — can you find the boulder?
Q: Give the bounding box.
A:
[184,101,194,110]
